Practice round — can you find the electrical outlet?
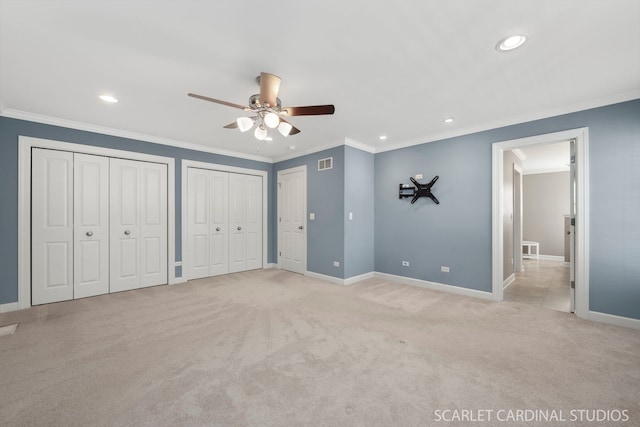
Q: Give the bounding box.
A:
[402,261,410,267]
[415,174,423,179]
[333,261,340,267]
[441,266,450,273]
[310,213,315,220]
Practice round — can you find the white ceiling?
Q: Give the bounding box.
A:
[1,1,639,162]
[516,142,570,175]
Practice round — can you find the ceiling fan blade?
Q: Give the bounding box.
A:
[282,105,335,116]
[259,72,281,107]
[223,121,238,129]
[188,93,249,110]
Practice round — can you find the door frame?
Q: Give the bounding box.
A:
[276,165,307,273]
[181,159,268,280]
[491,128,589,319]
[18,136,177,310]
[513,163,523,274]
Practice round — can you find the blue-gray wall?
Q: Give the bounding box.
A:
[2,98,640,320]
[374,99,640,320]
[344,146,375,278]
[375,134,492,291]
[274,146,346,278]
[0,116,274,304]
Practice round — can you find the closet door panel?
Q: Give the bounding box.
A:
[110,159,141,292]
[74,153,110,299]
[32,149,74,305]
[187,168,211,279]
[210,171,229,276]
[228,174,247,273]
[140,163,167,288]
[244,175,262,270]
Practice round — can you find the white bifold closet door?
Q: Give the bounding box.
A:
[32,150,110,304]
[186,168,262,279]
[187,168,229,279]
[32,149,167,305]
[229,173,262,273]
[110,158,168,292]
[74,153,110,299]
[32,149,75,305]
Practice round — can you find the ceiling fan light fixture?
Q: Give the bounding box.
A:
[237,116,254,132]
[277,121,293,137]
[263,112,280,128]
[254,125,268,140]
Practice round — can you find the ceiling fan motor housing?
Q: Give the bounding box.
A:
[249,94,281,111]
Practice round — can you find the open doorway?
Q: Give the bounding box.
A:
[492,128,589,320]
[503,142,572,312]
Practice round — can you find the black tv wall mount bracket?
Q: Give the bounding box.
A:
[399,176,440,204]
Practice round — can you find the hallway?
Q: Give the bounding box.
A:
[504,259,571,312]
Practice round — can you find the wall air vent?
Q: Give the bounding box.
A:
[318,157,333,171]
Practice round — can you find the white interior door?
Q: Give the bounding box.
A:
[569,140,576,313]
[73,153,109,299]
[209,171,230,276]
[229,173,263,273]
[278,167,307,274]
[32,149,74,305]
[110,158,167,292]
[110,158,140,292]
[139,162,168,288]
[187,168,211,279]
[229,174,247,273]
[243,175,262,271]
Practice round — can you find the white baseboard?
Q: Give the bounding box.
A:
[0,302,19,314]
[373,272,494,301]
[539,255,565,261]
[303,270,374,286]
[588,311,640,330]
[344,271,375,285]
[264,263,276,269]
[169,277,188,285]
[503,273,516,289]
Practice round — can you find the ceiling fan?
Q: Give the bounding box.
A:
[188,72,335,141]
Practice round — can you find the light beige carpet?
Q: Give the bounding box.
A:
[1,269,639,426]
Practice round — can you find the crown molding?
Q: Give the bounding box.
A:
[375,90,640,154]
[344,137,376,153]
[512,148,526,162]
[522,167,570,176]
[0,108,274,163]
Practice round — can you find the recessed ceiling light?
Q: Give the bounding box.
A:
[379,135,387,140]
[99,94,118,103]
[443,117,454,124]
[496,35,527,51]
[265,136,273,142]
[289,145,296,150]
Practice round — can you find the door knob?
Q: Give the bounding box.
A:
[86,231,93,237]
[237,226,242,231]
[124,230,131,235]
[216,227,221,232]
[298,225,304,230]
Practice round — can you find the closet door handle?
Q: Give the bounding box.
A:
[237,226,242,231]
[298,226,304,230]
[86,231,93,237]
[216,227,221,232]
[124,230,131,236]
